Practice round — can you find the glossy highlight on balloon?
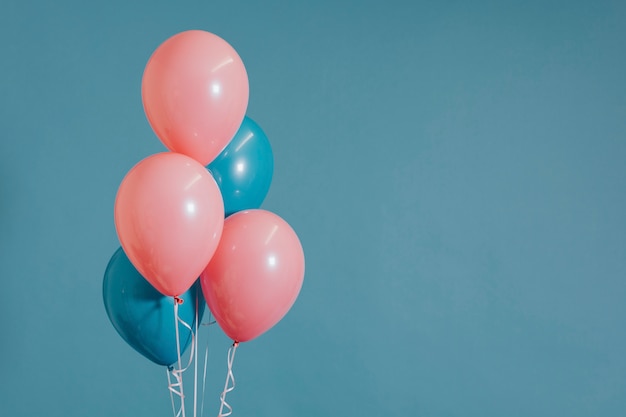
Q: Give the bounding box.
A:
[207,116,274,216]
[103,247,205,366]
[200,209,305,342]
[114,152,224,297]
[142,30,249,165]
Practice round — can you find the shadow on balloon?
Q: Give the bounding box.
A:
[103,246,205,366]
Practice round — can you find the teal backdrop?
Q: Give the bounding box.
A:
[1,1,625,416]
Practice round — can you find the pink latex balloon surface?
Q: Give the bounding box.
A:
[201,210,305,342]
[115,153,224,297]
[142,30,249,166]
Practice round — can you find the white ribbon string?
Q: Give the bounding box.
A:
[194,293,199,417]
[201,342,210,417]
[167,298,196,417]
[200,311,213,417]
[217,342,238,417]
[167,369,178,417]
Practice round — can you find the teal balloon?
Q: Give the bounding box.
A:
[103,247,205,366]
[208,116,273,216]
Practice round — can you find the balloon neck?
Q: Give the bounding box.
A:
[232,341,239,347]
[174,296,184,305]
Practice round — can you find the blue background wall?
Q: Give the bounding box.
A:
[1,1,625,416]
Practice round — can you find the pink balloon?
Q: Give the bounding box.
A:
[201,210,305,342]
[142,30,249,166]
[115,153,224,297]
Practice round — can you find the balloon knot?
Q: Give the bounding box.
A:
[174,296,184,305]
[233,341,239,347]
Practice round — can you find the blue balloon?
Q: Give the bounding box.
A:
[103,247,205,366]
[208,116,274,216]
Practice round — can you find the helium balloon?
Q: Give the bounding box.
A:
[142,30,249,166]
[103,247,206,366]
[200,209,305,342]
[207,117,273,216]
[114,152,224,297]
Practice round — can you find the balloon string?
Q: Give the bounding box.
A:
[167,299,196,417]
[200,311,213,417]
[170,301,186,417]
[217,342,238,417]
[167,369,178,417]
[200,341,210,417]
[194,293,199,417]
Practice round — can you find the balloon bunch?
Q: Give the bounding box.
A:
[102,30,305,414]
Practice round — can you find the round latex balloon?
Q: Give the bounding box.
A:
[200,209,305,342]
[142,30,249,166]
[114,152,224,297]
[103,247,206,366]
[207,117,273,216]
